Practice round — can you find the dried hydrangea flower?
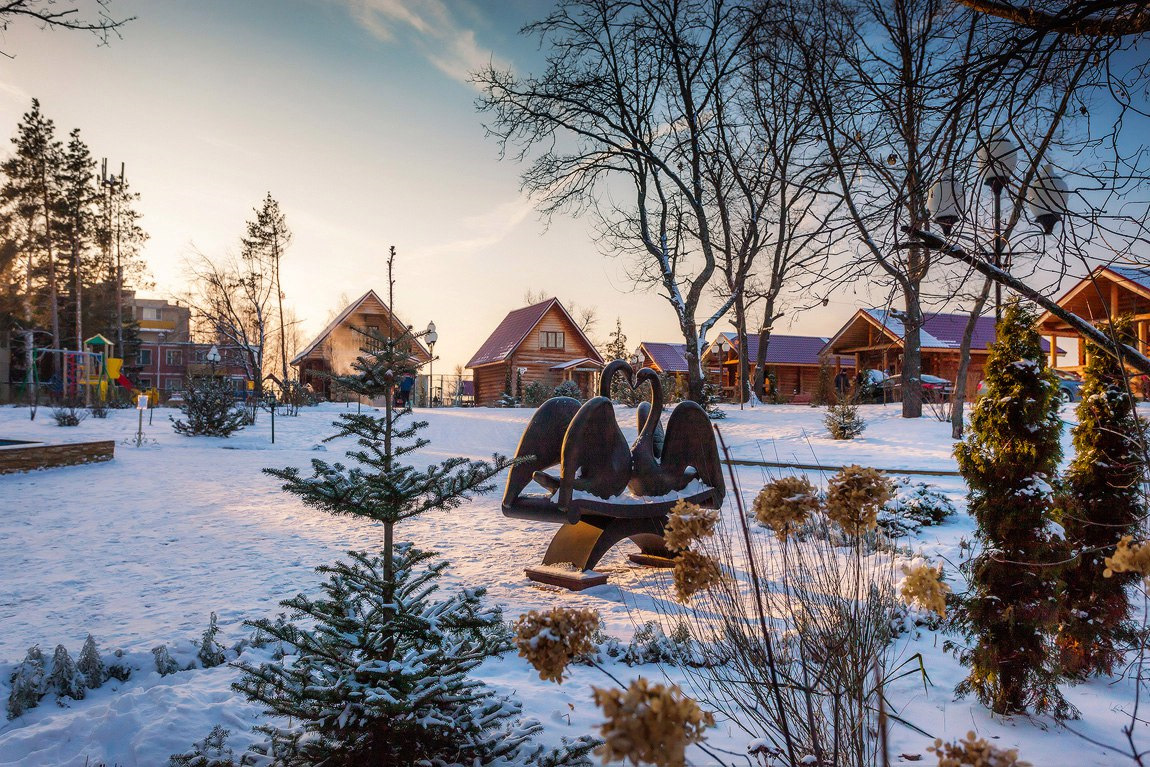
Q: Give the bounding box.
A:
[1103,535,1150,580]
[825,465,893,535]
[664,500,719,552]
[593,679,715,767]
[927,731,1031,767]
[672,549,722,602]
[752,475,821,540]
[513,607,600,684]
[900,562,950,618]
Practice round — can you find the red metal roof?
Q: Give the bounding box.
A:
[641,342,689,373]
[467,298,604,368]
[720,332,855,367]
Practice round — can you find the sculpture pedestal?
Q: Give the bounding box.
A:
[525,565,609,591]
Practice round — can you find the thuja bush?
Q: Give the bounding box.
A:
[171,377,247,437]
[552,379,584,402]
[522,380,551,407]
[1056,320,1146,678]
[950,301,1070,718]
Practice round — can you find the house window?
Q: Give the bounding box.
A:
[138,349,152,366]
[166,349,182,366]
[164,377,182,390]
[541,331,564,350]
[138,378,152,389]
[192,349,207,363]
[141,307,163,321]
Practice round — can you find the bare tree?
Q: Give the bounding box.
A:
[0,1,133,55]
[183,250,272,421]
[477,0,759,403]
[954,1,1150,36]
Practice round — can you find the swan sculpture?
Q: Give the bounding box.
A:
[501,359,725,587]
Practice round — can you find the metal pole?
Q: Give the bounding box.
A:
[270,394,276,444]
[428,346,434,408]
[992,179,1003,323]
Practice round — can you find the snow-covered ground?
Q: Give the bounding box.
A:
[0,401,1144,766]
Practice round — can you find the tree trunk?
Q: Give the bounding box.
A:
[682,318,705,404]
[40,173,59,351]
[275,240,288,387]
[733,297,750,404]
[753,294,776,399]
[950,277,992,439]
[901,290,923,418]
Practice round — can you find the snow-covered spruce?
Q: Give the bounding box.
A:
[6,646,46,720]
[77,634,108,689]
[232,546,596,766]
[153,644,181,676]
[45,644,86,703]
[197,612,227,669]
[171,377,249,437]
[878,478,955,537]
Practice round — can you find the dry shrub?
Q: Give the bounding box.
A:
[752,476,821,540]
[928,731,1031,767]
[592,679,714,767]
[664,500,719,552]
[900,562,949,618]
[1103,535,1150,581]
[513,608,600,683]
[826,465,893,535]
[672,550,722,602]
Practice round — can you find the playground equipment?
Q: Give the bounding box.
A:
[24,334,142,404]
[501,359,725,590]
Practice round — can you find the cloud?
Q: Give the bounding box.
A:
[413,194,535,261]
[335,0,502,86]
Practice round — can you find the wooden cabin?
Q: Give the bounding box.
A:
[703,332,854,402]
[467,298,604,406]
[637,341,690,396]
[290,289,430,400]
[823,308,1057,399]
[1037,265,1150,372]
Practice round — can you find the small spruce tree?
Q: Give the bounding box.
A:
[7,645,46,719]
[45,644,86,702]
[951,301,1068,717]
[77,634,107,689]
[239,248,592,766]
[171,377,248,437]
[153,644,180,676]
[197,612,227,669]
[1056,319,1146,677]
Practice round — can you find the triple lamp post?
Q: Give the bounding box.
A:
[425,321,438,407]
[927,127,1069,322]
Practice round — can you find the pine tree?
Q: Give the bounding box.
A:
[171,377,248,437]
[240,248,591,765]
[1,98,64,346]
[57,128,98,351]
[153,644,180,676]
[952,301,1068,717]
[45,644,85,702]
[242,194,291,388]
[1056,319,1146,678]
[197,612,227,669]
[77,634,107,689]
[6,645,46,719]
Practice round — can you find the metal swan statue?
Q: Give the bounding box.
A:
[500,359,725,584]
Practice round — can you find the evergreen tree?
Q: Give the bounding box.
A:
[6,645,46,719]
[1056,319,1146,678]
[171,377,248,437]
[153,644,180,676]
[242,193,291,388]
[197,612,227,669]
[240,248,591,765]
[76,634,107,689]
[1,98,64,346]
[952,301,1068,717]
[45,644,85,702]
[57,128,97,351]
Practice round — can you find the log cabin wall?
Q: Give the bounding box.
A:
[473,363,509,407]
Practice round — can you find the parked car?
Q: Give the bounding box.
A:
[881,374,954,401]
[976,370,1083,403]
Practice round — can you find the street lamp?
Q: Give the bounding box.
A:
[206,344,221,376]
[928,127,1067,322]
[425,321,438,408]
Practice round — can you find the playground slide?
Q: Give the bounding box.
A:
[115,374,138,394]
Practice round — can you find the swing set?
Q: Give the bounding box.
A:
[22,334,142,404]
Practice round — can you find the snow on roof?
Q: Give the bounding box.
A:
[641,341,689,373]
[1108,265,1150,293]
[550,357,603,371]
[861,308,1056,352]
[717,332,855,366]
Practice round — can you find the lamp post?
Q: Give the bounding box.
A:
[206,344,221,377]
[715,335,735,405]
[929,128,1068,322]
[425,321,438,408]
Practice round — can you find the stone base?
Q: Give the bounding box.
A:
[628,553,676,568]
[525,566,609,591]
[0,440,115,474]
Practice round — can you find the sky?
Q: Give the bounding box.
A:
[0,0,882,372]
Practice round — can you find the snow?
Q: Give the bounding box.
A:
[0,401,1145,766]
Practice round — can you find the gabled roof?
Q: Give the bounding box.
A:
[466,298,603,368]
[1108,265,1150,294]
[1039,264,1150,329]
[640,341,689,373]
[550,357,604,371]
[290,289,428,366]
[708,332,855,367]
[825,308,1056,355]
